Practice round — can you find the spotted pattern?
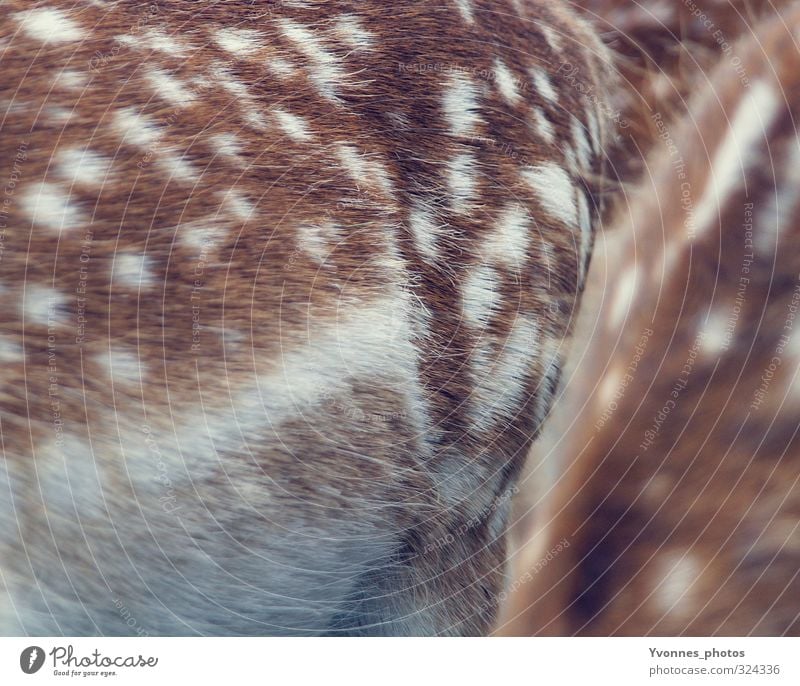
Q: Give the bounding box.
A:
[0,0,613,637]
[500,4,800,638]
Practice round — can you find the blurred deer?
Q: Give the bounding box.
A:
[499,3,800,636]
[0,1,614,635]
[574,0,797,188]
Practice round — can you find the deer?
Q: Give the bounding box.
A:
[571,0,798,190]
[0,1,615,635]
[497,3,800,636]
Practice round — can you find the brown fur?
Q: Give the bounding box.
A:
[499,4,800,636]
[0,1,613,635]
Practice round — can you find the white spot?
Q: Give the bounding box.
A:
[243,111,269,131]
[54,70,88,91]
[97,349,146,387]
[142,28,191,57]
[113,33,138,49]
[44,106,74,124]
[654,551,701,617]
[493,59,520,104]
[297,221,341,264]
[273,108,313,142]
[268,57,296,78]
[643,474,673,502]
[220,189,256,222]
[650,73,676,105]
[332,15,375,51]
[462,264,500,328]
[209,133,244,162]
[14,8,85,43]
[532,107,555,144]
[522,162,577,226]
[443,73,483,137]
[483,203,531,269]
[756,138,800,255]
[408,200,443,264]
[562,147,579,176]
[209,64,270,130]
[278,18,344,101]
[179,220,223,254]
[23,286,66,327]
[114,107,162,147]
[699,310,731,357]
[158,150,200,184]
[57,148,112,187]
[0,336,23,363]
[472,314,540,430]
[447,152,478,212]
[112,253,156,289]
[454,0,475,23]
[336,144,393,196]
[22,182,85,233]
[541,25,564,53]
[598,367,623,406]
[531,67,558,103]
[663,239,685,276]
[694,81,782,237]
[609,267,637,327]
[214,27,262,56]
[571,116,593,170]
[145,67,196,107]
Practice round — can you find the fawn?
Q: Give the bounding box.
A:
[499,3,800,636]
[0,1,613,635]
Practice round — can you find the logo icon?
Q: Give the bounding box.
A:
[20,646,45,675]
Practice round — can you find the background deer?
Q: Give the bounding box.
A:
[0,1,614,635]
[498,3,800,636]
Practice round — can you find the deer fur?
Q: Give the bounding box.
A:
[499,4,800,636]
[0,1,614,635]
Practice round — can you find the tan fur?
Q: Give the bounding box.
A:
[575,0,798,190]
[499,4,800,636]
[0,1,613,635]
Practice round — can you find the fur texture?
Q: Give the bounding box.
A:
[0,1,613,635]
[499,4,800,636]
